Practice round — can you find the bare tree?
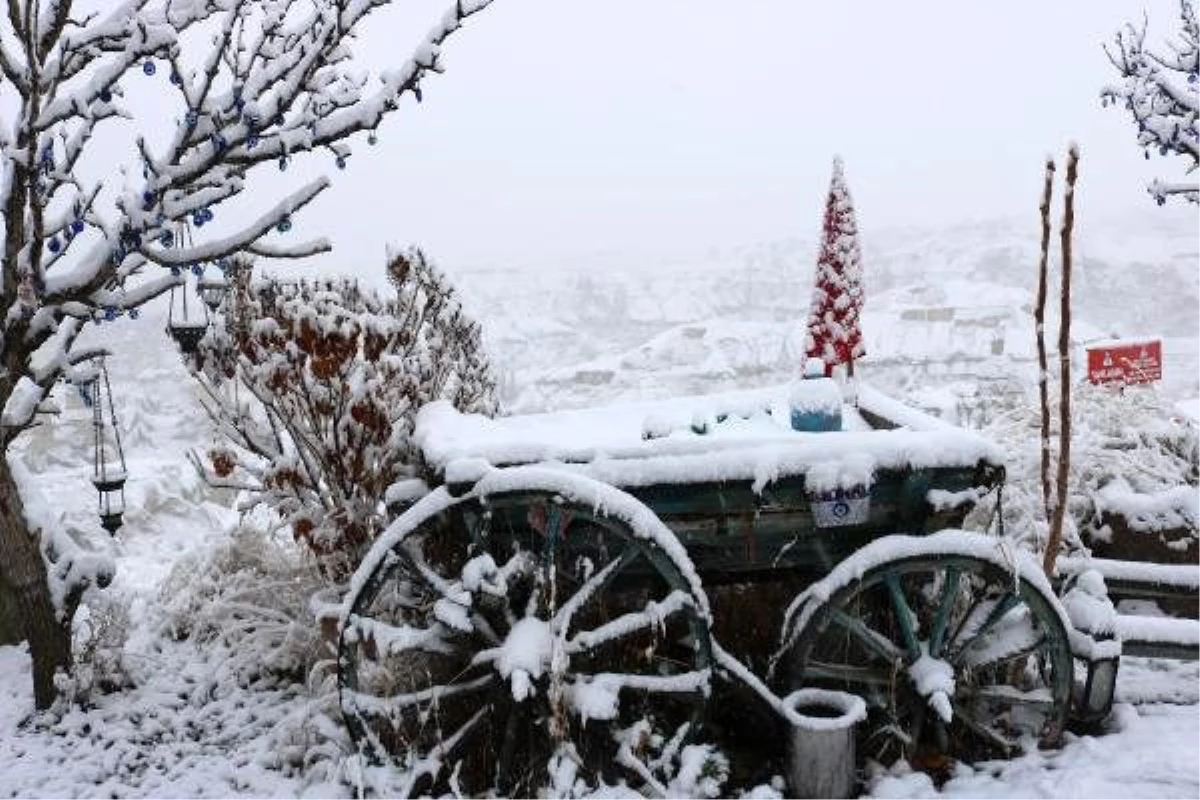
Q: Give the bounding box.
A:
[0,0,493,709]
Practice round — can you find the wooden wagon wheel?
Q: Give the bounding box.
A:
[776,532,1073,770]
[338,478,713,797]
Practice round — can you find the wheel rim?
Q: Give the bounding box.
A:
[338,493,712,797]
[785,553,1072,767]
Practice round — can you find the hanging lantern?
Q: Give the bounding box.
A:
[166,265,209,353]
[89,356,127,536]
[197,272,230,311]
[167,282,209,354]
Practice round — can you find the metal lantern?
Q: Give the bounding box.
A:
[1074,644,1120,725]
[197,272,230,312]
[166,279,209,354]
[89,356,127,535]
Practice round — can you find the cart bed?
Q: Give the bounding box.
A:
[415,382,1004,580]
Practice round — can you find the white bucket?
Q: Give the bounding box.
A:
[783,688,867,799]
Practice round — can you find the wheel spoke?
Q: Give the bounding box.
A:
[957,625,1045,671]
[949,594,1022,659]
[828,607,905,665]
[883,572,921,662]
[963,684,1054,709]
[567,588,695,654]
[401,538,477,611]
[928,566,961,658]
[554,544,638,636]
[800,659,897,688]
[342,673,493,717]
[345,613,456,659]
[571,668,711,695]
[494,698,525,795]
[431,705,490,766]
[953,700,1019,756]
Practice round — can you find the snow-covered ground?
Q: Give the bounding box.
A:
[1,215,1197,798]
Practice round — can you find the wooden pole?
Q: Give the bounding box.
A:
[1035,158,1056,525]
[1044,144,1079,578]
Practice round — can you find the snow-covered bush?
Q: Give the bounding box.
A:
[972,382,1198,560]
[56,592,134,706]
[187,250,497,581]
[159,523,328,688]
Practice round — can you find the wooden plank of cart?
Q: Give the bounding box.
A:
[333,380,1121,798]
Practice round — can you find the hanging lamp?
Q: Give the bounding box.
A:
[165,218,210,353]
[90,356,127,535]
[196,271,230,312]
[166,281,209,353]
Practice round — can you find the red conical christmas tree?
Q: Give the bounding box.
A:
[803,156,865,378]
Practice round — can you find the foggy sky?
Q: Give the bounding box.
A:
[114,2,1200,277]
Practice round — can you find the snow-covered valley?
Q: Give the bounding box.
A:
[0,213,1196,798]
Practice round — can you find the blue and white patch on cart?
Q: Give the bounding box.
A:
[809,486,871,528]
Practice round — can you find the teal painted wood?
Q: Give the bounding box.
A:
[621,461,1001,581]
[928,566,961,658]
[884,571,921,661]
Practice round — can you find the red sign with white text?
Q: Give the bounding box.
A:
[1086,339,1162,385]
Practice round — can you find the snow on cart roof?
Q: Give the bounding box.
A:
[415,382,1004,493]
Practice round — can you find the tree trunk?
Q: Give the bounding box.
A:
[0,455,72,709]
[0,580,19,646]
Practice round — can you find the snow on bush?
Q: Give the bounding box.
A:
[187,250,497,581]
[154,520,369,788]
[63,592,135,704]
[159,522,328,689]
[968,382,1198,559]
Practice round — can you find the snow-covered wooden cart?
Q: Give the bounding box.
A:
[335,382,1099,796]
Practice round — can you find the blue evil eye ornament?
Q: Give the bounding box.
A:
[276,216,292,233]
[336,156,346,169]
[72,219,85,234]
[191,263,204,276]
[143,61,156,76]
[48,237,61,254]
[159,230,174,248]
[129,308,140,320]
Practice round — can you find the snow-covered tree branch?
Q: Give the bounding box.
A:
[0,0,495,710]
[1101,0,1199,204]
